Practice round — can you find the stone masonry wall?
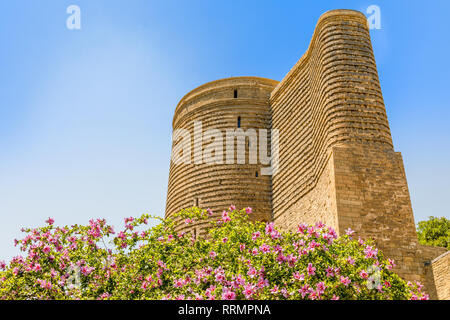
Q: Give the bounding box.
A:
[431,252,450,300]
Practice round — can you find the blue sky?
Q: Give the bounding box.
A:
[1,0,449,261]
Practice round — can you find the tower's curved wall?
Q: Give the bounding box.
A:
[270,10,394,225]
[166,77,278,233]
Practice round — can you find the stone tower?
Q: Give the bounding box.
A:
[166,77,277,235]
[165,9,449,299]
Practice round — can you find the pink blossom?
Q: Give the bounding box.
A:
[245,207,252,214]
[222,288,236,300]
[81,266,94,276]
[359,270,369,279]
[340,276,351,286]
[229,205,236,211]
[293,272,305,281]
[315,221,325,229]
[387,258,396,270]
[297,223,307,234]
[265,222,274,234]
[0,261,6,270]
[45,217,55,225]
[325,267,334,277]
[251,232,261,240]
[345,228,354,236]
[347,256,355,265]
[259,244,271,254]
[247,267,257,278]
[222,211,231,223]
[316,282,326,294]
[242,284,255,298]
[306,263,316,276]
[299,284,311,298]
[364,246,378,259]
[173,278,184,288]
[209,251,217,259]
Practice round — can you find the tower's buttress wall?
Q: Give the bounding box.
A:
[166,77,278,235]
[270,9,447,296]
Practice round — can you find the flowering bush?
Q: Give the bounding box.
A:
[0,207,428,300]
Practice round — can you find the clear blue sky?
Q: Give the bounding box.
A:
[1,0,449,261]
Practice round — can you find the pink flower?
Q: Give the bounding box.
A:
[259,244,271,254]
[81,266,94,276]
[37,279,52,290]
[345,228,354,236]
[364,246,378,259]
[315,221,325,229]
[293,272,305,281]
[173,278,184,288]
[297,223,307,234]
[325,267,334,277]
[45,217,54,225]
[209,251,217,259]
[331,295,340,300]
[299,284,311,298]
[359,270,369,279]
[308,291,317,300]
[265,222,274,234]
[242,284,255,298]
[252,232,261,240]
[245,207,252,214]
[347,256,355,265]
[239,244,246,251]
[124,217,134,224]
[43,245,51,254]
[222,237,228,243]
[222,211,231,223]
[229,205,236,211]
[206,208,213,216]
[316,282,326,294]
[387,258,396,270]
[306,263,316,276]
[247,267,257,278]
[222,288,236,300]
[286,254,298,267]
[0,261,6,270]
[340,276,351,286]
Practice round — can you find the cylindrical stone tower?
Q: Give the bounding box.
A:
[165,77,278,235]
